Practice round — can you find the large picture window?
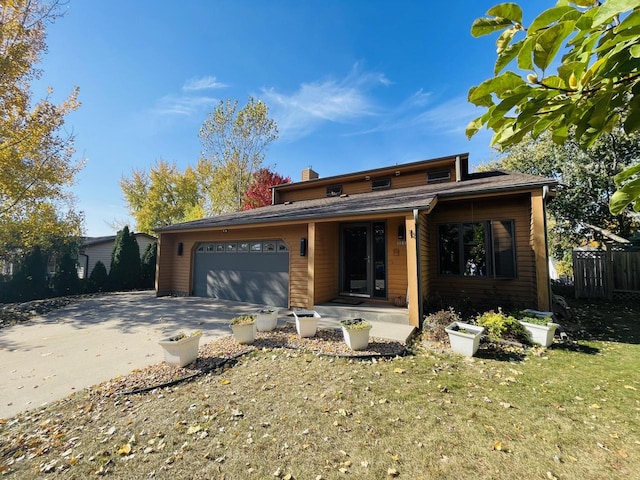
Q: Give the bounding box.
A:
[438,220,516,278]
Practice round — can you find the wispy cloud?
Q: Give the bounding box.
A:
[182,76,227,91]
[150,75,226,117]
[351,91,478,138]
[262,64,390,141]
[152,94,217,116]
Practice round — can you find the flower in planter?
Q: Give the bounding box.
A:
[340,318,372,330]
[167,330,202,342]
[230,315,256,326]
[519,316,552,326]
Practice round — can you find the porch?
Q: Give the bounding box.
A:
[308,299,415,344]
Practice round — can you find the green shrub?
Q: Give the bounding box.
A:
[476,309,531,345]
[140,241,157,289]
[88,261,109,292]
[109,226,141,291]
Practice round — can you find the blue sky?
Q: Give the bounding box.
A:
[36,0,550,236]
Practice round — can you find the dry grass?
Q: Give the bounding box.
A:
[1,299,639,479]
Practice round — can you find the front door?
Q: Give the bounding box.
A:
[340,222,386,298]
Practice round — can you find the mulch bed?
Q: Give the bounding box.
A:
[92,325,407,396]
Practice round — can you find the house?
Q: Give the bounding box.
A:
[78,233,157,279]
[155,154,556,327]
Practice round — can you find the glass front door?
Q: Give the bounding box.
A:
[340,222,386,298]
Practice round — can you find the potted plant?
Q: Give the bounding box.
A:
[518,315,560,347]
[230,315,256,344]
[444,321,484,357]
[255,307,279,332]
[293,310,321,337]
[340,318,372,350]
[158,330,202,367]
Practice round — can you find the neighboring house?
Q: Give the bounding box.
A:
[78,233,156,279]
[155,154,556,327]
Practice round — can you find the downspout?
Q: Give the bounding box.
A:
[542,186,553,310]
[413,208,424,328]
[455,155,462,182]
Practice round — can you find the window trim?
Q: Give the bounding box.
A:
[371,177,391,190]
[436,220,517,279]
[427,170,451,183]
[326,185,343,197]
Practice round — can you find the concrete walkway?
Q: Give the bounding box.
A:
[0,291,415,419]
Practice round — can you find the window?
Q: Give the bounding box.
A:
[371,177,391,190]
[326,185,342,197]
[427,170,451,183]
[438,220,516,278]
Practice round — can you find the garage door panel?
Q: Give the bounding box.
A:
[206,271,289,305]
[193,241,289,307]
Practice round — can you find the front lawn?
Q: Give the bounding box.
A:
[1,298,639,479]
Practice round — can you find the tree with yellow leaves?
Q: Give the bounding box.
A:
[0,0,83,259]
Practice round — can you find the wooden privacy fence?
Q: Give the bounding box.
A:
[573,248,640,299]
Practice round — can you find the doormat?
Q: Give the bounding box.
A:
[330,298,364,305]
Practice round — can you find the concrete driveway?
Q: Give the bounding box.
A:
[0,291,269,419]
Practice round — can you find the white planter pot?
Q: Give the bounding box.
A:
[158,331,202,367]
[519,321,559,347]
[445,322,484,357]
[255,309,279,332]
[293,310,320,337]
[341,326,372,350]
[231,322,256,344]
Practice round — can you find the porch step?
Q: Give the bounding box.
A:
[312,304,410,325]
[312,303,415,344]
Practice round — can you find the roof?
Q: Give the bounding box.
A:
[81,232,156,248]
[156,170,556,233]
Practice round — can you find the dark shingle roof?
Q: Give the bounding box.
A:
[156,170,555,233]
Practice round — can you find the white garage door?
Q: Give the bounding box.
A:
[193,240,289,307]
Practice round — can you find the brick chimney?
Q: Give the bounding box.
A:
[301,167,319,181]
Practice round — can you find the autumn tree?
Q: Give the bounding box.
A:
[467,1,640,215]
[0,0,83,258]
[479,128,640,271]
[120,159,203,234]
[242,167,291,210]
[199,97,278,214]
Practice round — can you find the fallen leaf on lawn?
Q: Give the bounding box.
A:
[499,402,512,409]
[220,379,231,385]
[590,404,601,409]
[618,450,628,458]
[546,472,558,480]
[361,460,369,467]
[117,443,132,455]
[388,468,399,477]
[609,433,619,439]
[187,425,202,434]
[391,454,399,461]
[623,385,637,391]
[596,442,610,451]
[393,368,406,374]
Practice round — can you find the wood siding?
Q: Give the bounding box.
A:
[387,217,409,301]
[312,223,339,304]
[424,194,540,309]
[156,225,308,307]
[277,170,456,203]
